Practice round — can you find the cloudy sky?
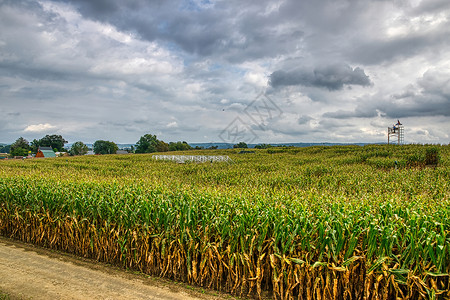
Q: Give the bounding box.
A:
[1,0,449,145]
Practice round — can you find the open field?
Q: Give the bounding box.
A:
[1,144,449,299]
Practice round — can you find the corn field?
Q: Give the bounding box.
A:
[0,144,449,299]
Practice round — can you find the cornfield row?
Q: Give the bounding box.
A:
[0,144,449,299]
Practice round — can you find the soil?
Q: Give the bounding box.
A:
[0,236,235,300]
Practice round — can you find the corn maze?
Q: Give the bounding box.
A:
[0,144,449,299]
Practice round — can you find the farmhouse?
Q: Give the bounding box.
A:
[36,147,56,158]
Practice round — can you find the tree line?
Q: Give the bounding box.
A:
[1,134,221,157]
[3,135,68,157]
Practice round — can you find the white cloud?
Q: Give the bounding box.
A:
[24,123,56,132]
[166,121,178,129]
[244,71,267,87]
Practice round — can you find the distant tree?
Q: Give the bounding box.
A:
[156,140,169,152]
[254,143,272,149]
[0,144,11,153]
[135,134,169,153]
[30,139,40,153]
[233,142,248,149]
[93,140,118,155]
[207,145,218,150]
[135,134,158,153]
[39,134,67,152]
[10,137,30,157]
[10,147,29,157]
[169,141,192,151]
[70,141,89,156]
[11,137,29,150]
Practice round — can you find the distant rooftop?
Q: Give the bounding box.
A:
[37,147,56,158]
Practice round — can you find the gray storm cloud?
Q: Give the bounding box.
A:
[323,68,450,119]
[269,64,372,91]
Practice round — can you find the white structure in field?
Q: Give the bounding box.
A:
[388,120,404,145]
[152,155,232,163]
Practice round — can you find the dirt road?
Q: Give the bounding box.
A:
[0,237,232,300]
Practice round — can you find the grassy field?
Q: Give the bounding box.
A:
[0,144,449,299]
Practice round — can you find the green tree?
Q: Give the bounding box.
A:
[39,135,68,152]
[10,137,30,157]
[233,142,248,149]
[168,141,192,151]
[30,139,40,153]
[254,143,272,149]
[135,134,158,153]
[70,141,89,156]
[135,134,170,153]
[10,148,29,157]
[0,144,11,153]
[156,140,169,152]
[93,140,118,155]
